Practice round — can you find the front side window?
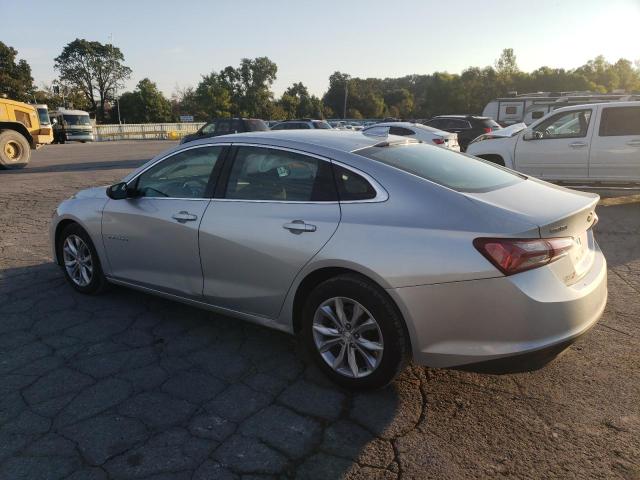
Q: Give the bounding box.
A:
[244,119,269,131]
[312,121,332,129]
[599,107,640,136]
[357,143,522,193]
[532,110,591,139]
[135,146,223,198]
[216,120,231,134]
[225,147,336,201]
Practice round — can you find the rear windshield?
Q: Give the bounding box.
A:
[482,119,501,129]
[313,121,332,129]
[356,143,522,192]
[244,119,269,131]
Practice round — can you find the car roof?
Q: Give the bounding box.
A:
[433,115,490,120]
[193,129,400,153]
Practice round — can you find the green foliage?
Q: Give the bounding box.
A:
[54,39,132,122]
[118,78,173,123]
[276,82,324,118]
[0,42,34,101]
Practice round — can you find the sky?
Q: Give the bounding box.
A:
[2,0,639,98]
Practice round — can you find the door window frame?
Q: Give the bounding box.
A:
[124,143,231,200]
[214,143,388,204]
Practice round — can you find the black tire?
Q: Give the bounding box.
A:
[0,130,31,169]
[302,274,410,389]
[57,223,109,294]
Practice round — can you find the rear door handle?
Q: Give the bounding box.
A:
[569,142,588,148]
[283,220,317,234]
[172,211,198,223]
[627,140,640,146]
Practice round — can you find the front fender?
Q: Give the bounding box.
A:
[50,197,109,272]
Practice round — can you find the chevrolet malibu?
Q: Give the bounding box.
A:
[50,130,607,389]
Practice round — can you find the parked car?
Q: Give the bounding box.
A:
[467,102,640,183]
[423,115,501,151]
[51,130,606,389]
[271,119,332,130]
[363,122,460,151]
[180,118,268,144]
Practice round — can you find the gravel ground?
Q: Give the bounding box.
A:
[0,141,638,479]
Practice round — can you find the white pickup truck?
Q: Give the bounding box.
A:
[467,101,640,183]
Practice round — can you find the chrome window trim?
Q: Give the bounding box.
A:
[123,143,231,200]
[220,142,389,204]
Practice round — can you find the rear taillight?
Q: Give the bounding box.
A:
[473,237,574,275]
[433,138,445,145]
[483,127,492,133]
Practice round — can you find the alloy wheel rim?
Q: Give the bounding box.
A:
[62,235,93,287]
[312,296,384,378]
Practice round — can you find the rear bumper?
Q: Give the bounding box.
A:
[389,244,607,370]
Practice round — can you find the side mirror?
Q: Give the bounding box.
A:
[51,118,58,125]
[523,130,537,141]
[106,182,135,200]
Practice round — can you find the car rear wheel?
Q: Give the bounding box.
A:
[58,224,108,294]
[302,274,409,389]
[0,130,31,169]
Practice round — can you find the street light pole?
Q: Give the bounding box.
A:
[343,80,348,119]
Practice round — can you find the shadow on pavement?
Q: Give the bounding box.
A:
[0,262,407,478]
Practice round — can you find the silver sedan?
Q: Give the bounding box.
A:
[50,130,607,389]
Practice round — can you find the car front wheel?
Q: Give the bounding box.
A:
[302,274,410,389]
[58,223,108,294]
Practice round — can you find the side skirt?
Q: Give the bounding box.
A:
[105,276,292,334]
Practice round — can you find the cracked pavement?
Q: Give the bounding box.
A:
[0,141,638,479]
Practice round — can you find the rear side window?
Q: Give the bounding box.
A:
[244,119,269,131]
[312,121,332,129]
[333,165,377,201]
[389,126,414,136]
[481,119,502,129]
[599,107,640,136]
[225,147,337,201]
[356,143,522,193]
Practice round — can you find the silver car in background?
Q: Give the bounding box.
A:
[50,130,607,389]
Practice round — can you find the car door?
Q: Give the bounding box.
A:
[199,144,341,318]
[514,108,593,180]
[102,145,226,297]
[589,105,640,181]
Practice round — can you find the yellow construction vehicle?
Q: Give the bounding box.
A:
[0,98,53,169]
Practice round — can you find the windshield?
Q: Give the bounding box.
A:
[37,107,50,126]
[63,114,91,126]
[356,143,522,192]
[313,121,332,129]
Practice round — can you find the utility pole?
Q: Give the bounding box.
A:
[343,79,348,119]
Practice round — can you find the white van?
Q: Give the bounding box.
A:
[467,102,640,183]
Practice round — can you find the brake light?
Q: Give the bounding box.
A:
[483,127,492,133]
[433,138,445,145]
[473,237,574,275]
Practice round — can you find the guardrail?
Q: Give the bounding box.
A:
[94,123,205,141]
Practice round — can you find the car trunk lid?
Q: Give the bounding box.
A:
[464,177,599,284]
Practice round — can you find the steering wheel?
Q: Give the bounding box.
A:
[181,179,208,197]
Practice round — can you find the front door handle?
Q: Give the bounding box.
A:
[569,142,588,148]
[627,140,640,146]
[283,220,317,234]
[172,211,198,223]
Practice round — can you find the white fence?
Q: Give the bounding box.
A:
[94,123,205,141]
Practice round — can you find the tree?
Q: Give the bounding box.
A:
[277,82,324,118]
[54,39,132,122]
[117,78,173,123]
[495,48,519,77]
[0,42,34,101]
